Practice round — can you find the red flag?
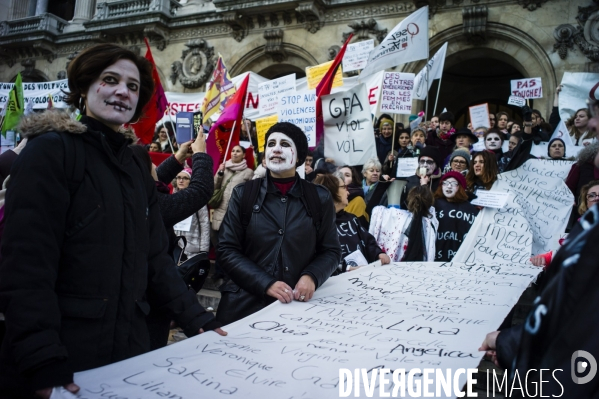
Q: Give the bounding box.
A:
[206,74,250,174]
[130,38,168,144]
[315,33,354,147]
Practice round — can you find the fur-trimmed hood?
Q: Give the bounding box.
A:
[17,110,138,142]
[576,141,599,164]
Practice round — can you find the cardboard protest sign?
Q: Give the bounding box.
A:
[380,72,415,114]
[305,61,343,90]
[255,114,278,150]
[510,77,543,99]
[559,72,599,122]
[258,74,296,116]
[507,95,526,107]
[71,260,539,398]
[454,159,574,265]
[322,84,377,166]
[0,79,69,109]
[342,39,374,73]
[278,90,316,147]
[360,6,429,77]
[469,103,490,129]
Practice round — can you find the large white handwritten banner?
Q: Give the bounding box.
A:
[559,72,599,122]
[71,261,539,398]
[322,83,377,166]
[0,79,69,109]
[380,72,414,114]
[453,159,574,265]
[510,77,543,99]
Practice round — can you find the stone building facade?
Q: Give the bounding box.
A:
[0,0,595,124]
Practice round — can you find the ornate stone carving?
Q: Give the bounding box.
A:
[282,11,293,25]
[462,5,487,45]
[342,19,387,43]
[264,29,286,62]
[257,15,267,28]
[32,42,57,63]
[516,0,549,11]
[170,39,216,89]
[553,1,599,62]
[144,24,170,51]
[270,13,279,27]
[223,11,249,42]
[296,2,324,34]
[328,45,340,61]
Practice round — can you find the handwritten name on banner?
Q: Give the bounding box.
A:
[322,83,377,166]
[454,159,573,265]
[72,261,539,398]
[258,74,296,116]
[380,72,415,114]
[278,90,316,147]
[510,77,543,99]
[342,39,374,73]
[0,79,69,109]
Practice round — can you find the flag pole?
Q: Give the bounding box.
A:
[432,73,444,116]
[223,119,238,163]
[390,114,397,169]
[424,59,430,121]
[165,108,176,154]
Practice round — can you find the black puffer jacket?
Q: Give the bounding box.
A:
[216,173,341,326]
[0,113,214,397]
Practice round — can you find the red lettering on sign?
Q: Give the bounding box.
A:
[246,92,259,109]
[369,86,379,105]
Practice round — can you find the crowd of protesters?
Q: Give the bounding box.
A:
[0,42,597,397]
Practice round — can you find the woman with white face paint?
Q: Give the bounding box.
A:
[433,172,479,261]
[216,122,341,326]
[211,144,253,280]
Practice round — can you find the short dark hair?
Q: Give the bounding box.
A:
[65,44,154,123]
[313,173,342,203]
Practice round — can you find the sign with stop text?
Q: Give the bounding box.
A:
[510,77,543,99]
[322,83,377,166]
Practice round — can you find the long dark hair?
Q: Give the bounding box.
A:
[403,186,434,262]
[466,151,498,191]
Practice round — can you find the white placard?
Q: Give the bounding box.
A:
[470,190,511,209]
[322,83,377,166]
[380,72,415,114]
[469,103,490,129]
[507,95,526,107]
[412,42,448,100]
[472,140,485,152]
[344,249,369,267]
[342,39,374,73]
[258,74,296,116]
[0,79,69,109]
[360,6,429,77]
[277,90,316,147]
[510,77,543,99]
[559,72,599,123]
[173,215,193,232]
[395,157,419,177]
[454,159,574,265]
[71,260,540,398]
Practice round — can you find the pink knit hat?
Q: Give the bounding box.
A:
[440,171,467,190]
[180,168,192,178]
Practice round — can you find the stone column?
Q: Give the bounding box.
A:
[10,0,30,19]
[71,0,97,23]
[35,0,48,15]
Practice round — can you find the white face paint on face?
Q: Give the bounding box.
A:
[265,132,298,173]
[442,178,459,198]
[485,133,502,150]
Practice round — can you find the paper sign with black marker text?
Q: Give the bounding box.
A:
[511,77,543,99]
[380,72,415,114]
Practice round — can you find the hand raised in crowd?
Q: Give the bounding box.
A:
[420,175,430,185]
[192,131,206,154]
[554,84,562,107]
[266,281,294,303]
[174,141,193,163]
[479,331,501,367]
[36,383,80,399]
[294,275,316,302]
[379,253,391,265]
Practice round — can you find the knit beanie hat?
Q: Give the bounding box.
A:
[439,111,455,125]
[264,122,308,166]
[408,114,418,122]
[548,138,566,158]
[450,149,471,168]
[181,168,192,178]
[418,146,442,168]
[440,170,467,190]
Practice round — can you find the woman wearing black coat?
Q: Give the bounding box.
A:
[0,44,222,399]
